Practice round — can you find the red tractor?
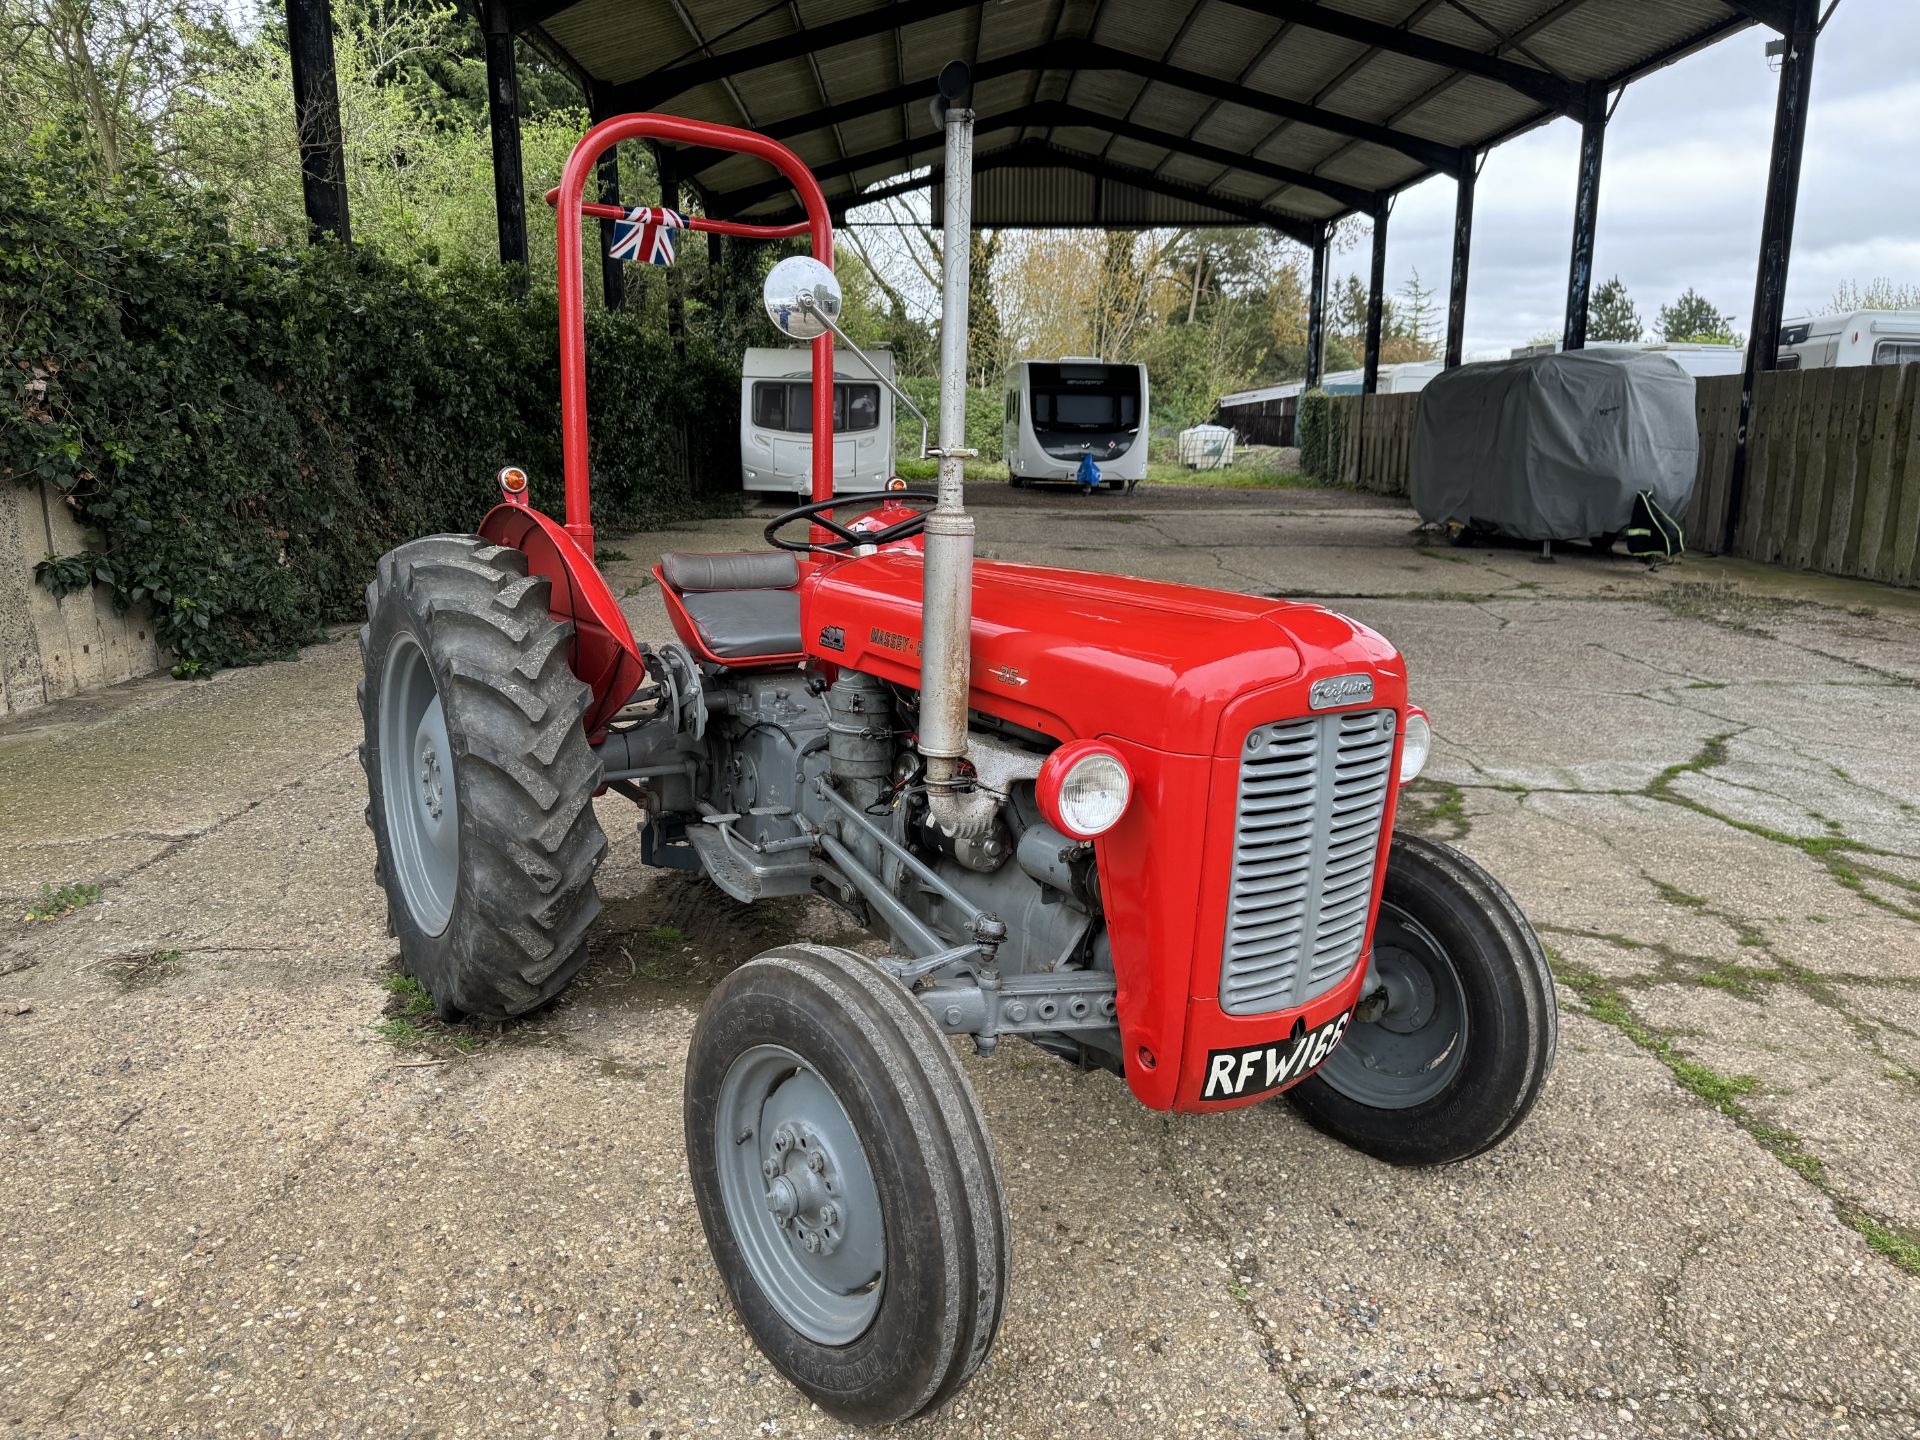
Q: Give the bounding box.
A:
[358,68,1555,1427]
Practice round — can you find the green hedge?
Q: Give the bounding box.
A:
[895,379,1003,465]
[1,136,739,675]
[1297,388,1332,481]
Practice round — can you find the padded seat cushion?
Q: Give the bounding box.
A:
[661,550,799,593]
[678,588,803,658]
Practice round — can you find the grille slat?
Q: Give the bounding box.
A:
[1219,708,1396,1017]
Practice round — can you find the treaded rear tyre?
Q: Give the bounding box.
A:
[358,534,607,1020]
[685,944,1009,1425]
[1286,832,1556,1165]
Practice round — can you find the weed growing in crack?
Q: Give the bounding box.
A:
[23,882,101,923]
[1398,778,1470,840]
[1554,961,1920,1277]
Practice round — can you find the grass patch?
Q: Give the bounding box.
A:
[1650,879,1709,910]
[373,966,490,1058]
[1398,778,1470,840]
[23,881,101,923]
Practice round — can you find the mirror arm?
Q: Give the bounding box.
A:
[799,292,931,461]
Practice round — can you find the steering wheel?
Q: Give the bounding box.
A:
[763,490,938,555]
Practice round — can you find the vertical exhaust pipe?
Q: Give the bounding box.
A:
[920,62,993,839]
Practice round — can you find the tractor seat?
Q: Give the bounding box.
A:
[660,550,803,660]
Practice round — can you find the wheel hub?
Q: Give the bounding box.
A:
[1314,905,1469,1110]
[760,1120,847,1256]
[1372,945,1438,1034]
[714,1047,885,1345]
[417,741,445,821]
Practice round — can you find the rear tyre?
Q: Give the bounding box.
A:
[685,945,1008,1425]
[1287,833,1556,1165]
[358,535,607,1020]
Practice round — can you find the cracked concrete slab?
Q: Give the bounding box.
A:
[3,484,1917,1439]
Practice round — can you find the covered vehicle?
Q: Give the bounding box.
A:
[1410,349,1697,542]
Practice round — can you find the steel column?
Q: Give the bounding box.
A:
[657,144,685,345]
[483,0,527,285]
[596,145,625,311]
[590,88,625,312]
[286,0,350,243]
[1728,0,1820,550]
[1305,228,1328,390]
[1363,207,1387,395]
[1562,82,1607,351]
[1446,150,1476,369]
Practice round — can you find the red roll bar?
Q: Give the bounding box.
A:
[548,114,836,556]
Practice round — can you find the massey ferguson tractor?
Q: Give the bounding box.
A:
[357,66,1556,1427]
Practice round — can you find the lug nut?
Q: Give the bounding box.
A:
[802,1232,820,1253]
[806,1150,826,1173]
[820,1204,838,1227]
[762,1158,780,1179]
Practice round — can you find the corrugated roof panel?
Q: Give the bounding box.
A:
[1168,4,1285,70]
[1092,0,1190,55]
[533,0,1761,226]
[1104,136,1167,171]
[1061,69,1148,114]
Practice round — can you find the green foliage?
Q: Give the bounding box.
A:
[1827,278,1920,313]
[1658,287,1738,344]
[23,881,101,922]
[895,380,1001,465]
[1589,275,1643,343]
[2,133,739,675]
[1297,388,1333,480]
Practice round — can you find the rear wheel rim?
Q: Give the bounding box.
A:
[1316,902,1468,1110]
[379,634,458,937]
[716,1045,884,1345]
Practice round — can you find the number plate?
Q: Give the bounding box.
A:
[1200,1008,1354,1102]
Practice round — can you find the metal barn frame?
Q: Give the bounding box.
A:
[284,0,1836,547]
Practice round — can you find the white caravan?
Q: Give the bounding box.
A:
[1778,311,1920,370]
[1003,358,1149,488]
[740,346,895,498]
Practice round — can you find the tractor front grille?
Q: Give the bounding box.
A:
[1219,708,1396,1016]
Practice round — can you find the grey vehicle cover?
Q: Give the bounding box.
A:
[1409,349,1698,540]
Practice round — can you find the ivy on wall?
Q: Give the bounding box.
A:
[2,134,739,675]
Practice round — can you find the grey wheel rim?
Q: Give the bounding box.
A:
[1317,902,1469,1110]
[378,633,458,937]
[716,1045,885,1345]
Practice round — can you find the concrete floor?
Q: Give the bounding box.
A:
[3,484,1918,1440]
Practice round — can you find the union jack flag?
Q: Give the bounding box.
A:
[609,206,688,266]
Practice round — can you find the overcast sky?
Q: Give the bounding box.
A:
[1367,0,1920,358]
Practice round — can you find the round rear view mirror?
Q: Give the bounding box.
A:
[763,255,843,341]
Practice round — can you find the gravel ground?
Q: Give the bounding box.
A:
[3,482,1918,1439]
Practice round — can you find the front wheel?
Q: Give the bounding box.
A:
[1287,832,1556,1165]
[685,945,1008,1425]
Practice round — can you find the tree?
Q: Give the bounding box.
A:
[1827,278,1920,312]
[0,0,224,179]
[1332,273,1370,338]
[1657,288,1737,343]
[1589,275,1642,343]
[1396,268,1438,354]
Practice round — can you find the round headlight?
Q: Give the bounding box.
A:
[1038,741,1132,840]
[1399,708,1431,785]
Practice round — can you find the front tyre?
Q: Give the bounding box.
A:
[358,535,607,1020]
[685,945,1008,1426]
[1287,833,1556,1165]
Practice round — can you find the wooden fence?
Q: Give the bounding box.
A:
[1325,366,1920,587]
[1688,366,1920,584]
[1329,393,1421,495]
